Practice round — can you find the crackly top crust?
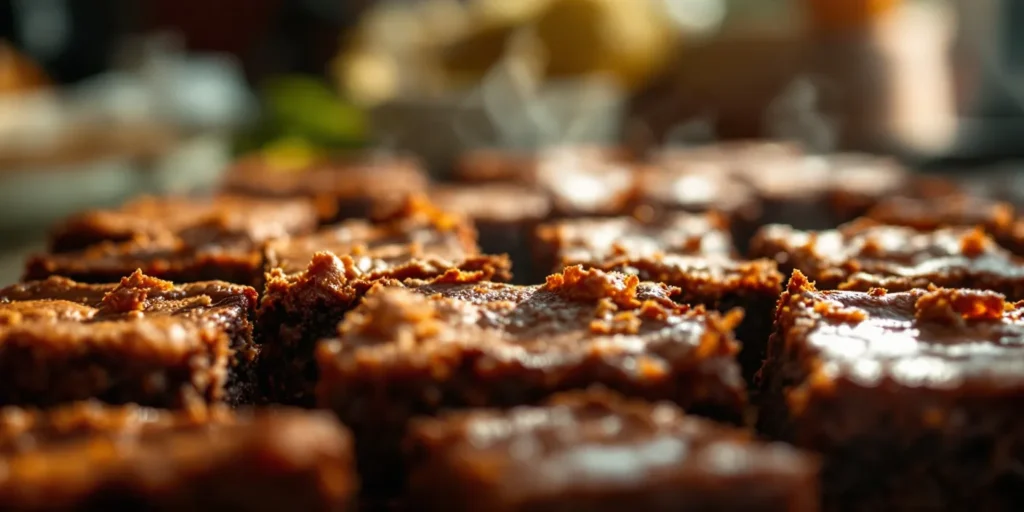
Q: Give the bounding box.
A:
[775,271,1024,393]
[535,213,734,273]
[429,184,552,223]
[865,195,1015,233]
[265,195,481,275]
[586,254,783,303]
[49,195,318,253]
[408,388,814,496]
[322,266,742,382]
[225,151,428,200]
[0,405,353,509]
[0,271,257,332]
[750,220,1024,292]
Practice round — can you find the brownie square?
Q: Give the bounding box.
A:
[453,146,642,217]
[864,195,1015,235]
[223,151,429,222]
[26,195,318,286]
[588,254,783,385]
[750,220,1024,298]
[407,389,818,512]
[759,272,1024,510]
[430,183,552,283]
[0,402,356,511]
[533,212,735,277]
[0,271,259,407]
[317,266,747,492]
[258,198,511,406]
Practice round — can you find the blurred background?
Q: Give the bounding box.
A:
[0,0,1021,279]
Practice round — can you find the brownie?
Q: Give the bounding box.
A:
[455,146,633,183]
[749,220,1024,298]
[258,197,512,406]
[454,146,642,217]
[26,195,318,286]
[224,151,429,222]
[407,388,818,512]
[0,402,356,511]
[864,195,1015,235]
[0,271,259,407]
[533,212,735,277]
[429,183,552,283]
[317,266,748,492]
[639,156,763,252]
[586,254,783,386]
[47,194,318,254]
[759,272,1024,511]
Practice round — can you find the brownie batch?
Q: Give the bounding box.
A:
[4,142,1022,511]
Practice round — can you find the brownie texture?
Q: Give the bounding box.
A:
[407,388,818,512]
[27,195,318,286]
[759,272,1024,511]
[429,183,552,283]
[588,254,783,385]
[750,220,1024,298]
[0,271,259,407]
[317,266,747,493]
[258,197,511,406]
[223,152,429,222]
[533,212,735,276]
[0,402,356,511]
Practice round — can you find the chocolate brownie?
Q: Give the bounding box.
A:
[26,195,318,286]
[317,266,747,492]
[47,194,318,254]
[407,388,818,512]
[430,183,552,283]
[587,254,783,385]
[455,146,633,184]
[749,220,1024,298]
[258,197,511,406]
[454,146,642,217]
[864,195,1015,235]
[224,151,429,222]
[0,402,356,511]
[0,271,259,407]
[533,212,735,277]
[759,272,1024,511]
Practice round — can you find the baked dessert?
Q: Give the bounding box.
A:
[317,266,747,492]
[453,146,642,217]
[223,151,429,222]
[429,183,552,283]
[759,272,1024,511]
[533,212,735,275]
[26,195,318,286]
[47,194,318,254]
[0,402,356,511]
[258,197,511,405]
[586,254,783,384]
[0,271,259,407]
[749,220,1024,298]
[407,388,818,512]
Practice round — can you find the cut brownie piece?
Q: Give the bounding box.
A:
[430,183,552,283]
[47,194,318,254]
[0,271,259,407]
[224,151,429,222]
[0,402,356,511]
[759,272,1024,511]
[864,195,1015,235]
[455,145,633,183]
[454,146,641,217]
[750,220,1024,298]
[27,195,318,286]
[407,388,818,512]
[317,266,747,492]
[258,197,511,406]
[587,254,783,385]
[533,212,735,277]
